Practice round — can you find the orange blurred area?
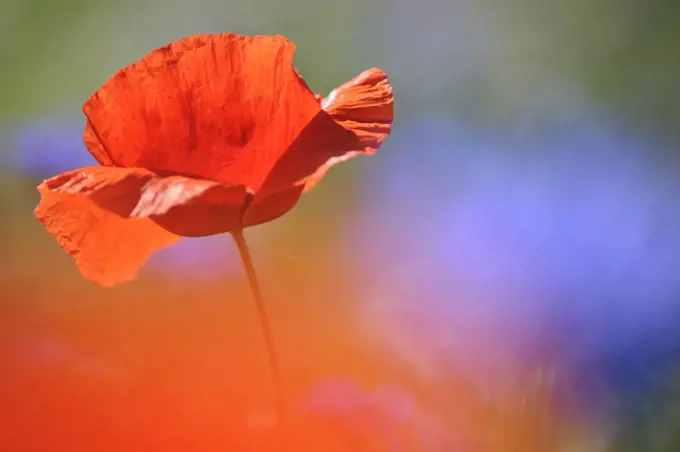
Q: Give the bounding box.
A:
[0,195,387,451]
[0,270,370,450]
[0,191,573,451]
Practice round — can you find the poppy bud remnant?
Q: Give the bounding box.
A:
[34,33,394,447]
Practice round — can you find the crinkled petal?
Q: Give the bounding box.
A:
[255,111,359,197]
[83,118,114,166]
[35,166,248,286]
[35,168,178,286]
[308,68,393,190]
[257,68,394,196]
[82,33,321,190]
[243,185,305,227]
[132,175,247,237]
[322,68,393,134]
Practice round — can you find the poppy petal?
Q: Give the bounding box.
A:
[307,68,394,190]
[35,167,180,286]
[35,166,248,285]
[255,111,359,197]
[257,68,394,196]
[83,119,114,166]
[322,68,394,149]
[243,185,305,227]
[82,33,321,190]
[131,175,247,237]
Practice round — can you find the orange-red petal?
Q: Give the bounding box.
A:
[257,68,394,196]
[132,175,247,237]
[35,166,248,286]
[36,168,178,286]
[243,185,305,227]
[82,33,321,190]
[307,68,394,190]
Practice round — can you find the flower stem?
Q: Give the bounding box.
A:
[230,229,287,448]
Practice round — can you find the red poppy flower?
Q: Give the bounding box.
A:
[35,33,393,286]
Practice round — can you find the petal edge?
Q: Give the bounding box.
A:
[35,166,249,285]
[257,68,394,196]
[36,169,180,286]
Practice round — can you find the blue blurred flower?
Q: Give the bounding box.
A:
[350,114,680,413]
[8,118,96,176]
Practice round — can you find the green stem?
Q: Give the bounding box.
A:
[230,229,287,448]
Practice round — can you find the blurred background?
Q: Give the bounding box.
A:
[2,0,680,450]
